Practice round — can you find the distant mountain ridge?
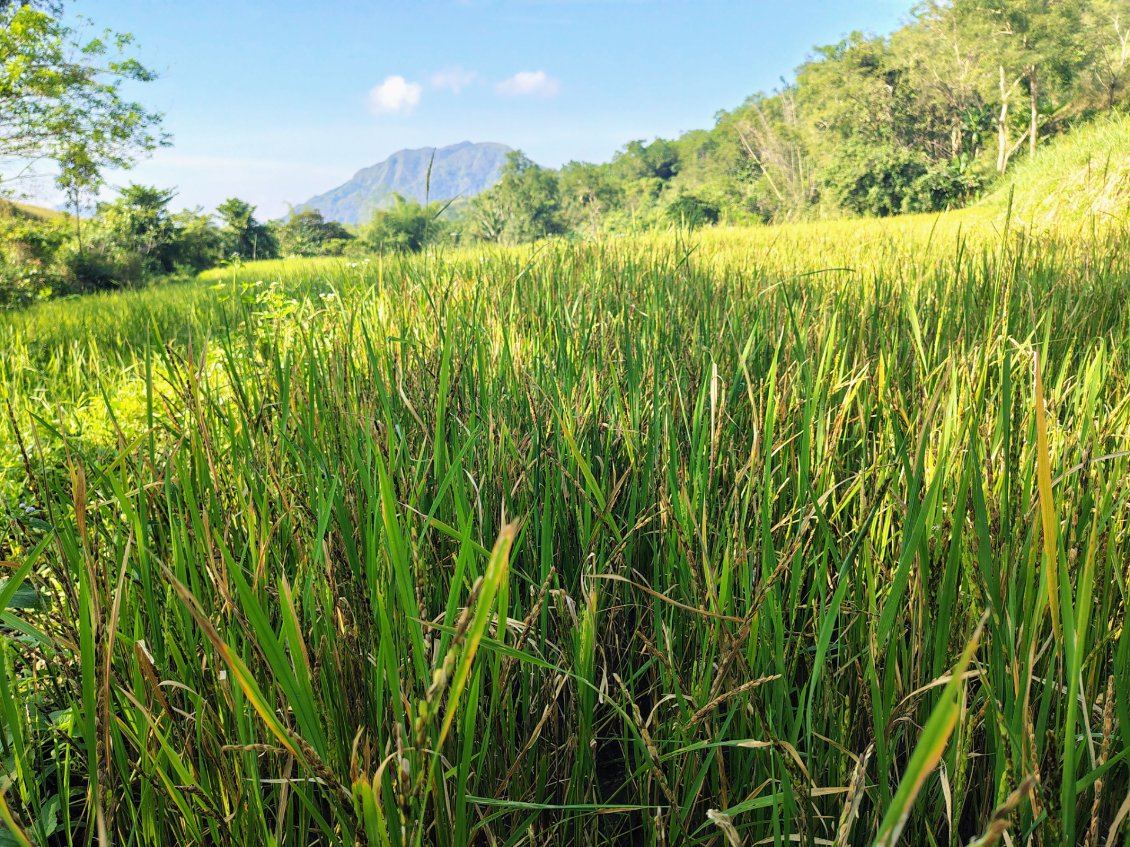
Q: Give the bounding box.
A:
[300,141,512,225]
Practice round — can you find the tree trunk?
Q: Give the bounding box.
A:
[71,189,83,255]
[1028,66,1039,159]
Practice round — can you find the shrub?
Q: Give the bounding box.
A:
[910,156,985,212]
[666,193,721,228]
[824,142,931,217]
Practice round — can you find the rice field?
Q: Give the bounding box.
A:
[1,211,1128,845]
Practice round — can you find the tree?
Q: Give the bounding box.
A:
[953,0,1086,170]
[168,208,222,271]
[559,161,622,235]
[0,5,166,204]
[360,195,444,253]
[732,90,818,220]
[473,151,562,244]
[891,4,992,160]
[795,34,907,146]
[614,139,681,182]
[666,193,720,228]
[1084,0,1130,108]
[63,184,222,287]
[216,197,276,261]
[276,209,353,257]
[92,184,178,277]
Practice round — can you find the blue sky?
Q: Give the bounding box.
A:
[59,0,912,218]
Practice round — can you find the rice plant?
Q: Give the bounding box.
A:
[1,213,1127,845]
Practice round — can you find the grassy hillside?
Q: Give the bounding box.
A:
[983,113,1130,227]
[0,200,67,222]
[1,213,1128,845]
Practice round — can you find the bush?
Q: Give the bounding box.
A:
[910,157,985,212]
[58,244,132,292]
[666,193,721,228]
[360,196,439,253]
[824,143,931,217]
[0,261,59,308]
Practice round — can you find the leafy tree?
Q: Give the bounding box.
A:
[796,34,907,145]
[666,193,720,228]
[360,195,446,253]
[731,91,818,220]
[276,209,353,257]
[823,142,931,217]
[953,0,1087,169]
[559,161,622,235]
[216,197,276,261]
[168,208,222,271]
[615,139,681,181]
[473,151,562,244]
[93,184,178,277]
[892,3,992,161]
[1084,0,1130,107]
[0,5,166,206]
[83,185,223,282]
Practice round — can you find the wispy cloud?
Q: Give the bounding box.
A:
[495,70,561,98]
[431,66,478,94]
[368,75,423,114]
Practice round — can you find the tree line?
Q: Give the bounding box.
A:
[458,0,1130,236]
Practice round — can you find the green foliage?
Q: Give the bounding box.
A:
[0,185,230,305]
[1,211,1129,844]
[359,194,447,253]
[275,208,353,257]
[471,151,563,243]
[215,197,277,262]
[92,185,179,276]
[80,185,220,284]
[615,138,681,181]
[0,4,166,205]
[822,142,941,217]
[665,192,720,228]
[558,161,623,235]
[0,202,66,306]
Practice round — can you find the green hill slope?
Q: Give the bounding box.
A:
[983,114,1130,227]
[0,200,67,221]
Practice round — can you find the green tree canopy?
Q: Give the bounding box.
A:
[472,151,563,244]
[360,195,446,254]
[0,4,166,206]
[276,209,353,257]
[216,197,277,261]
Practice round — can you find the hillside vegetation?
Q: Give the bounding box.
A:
[0,202,66,222]
[1,207,1128,845]
[984,112,1130,226]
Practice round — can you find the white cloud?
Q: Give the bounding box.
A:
[431,67,478,94]
[368,75,422,114]
[495,70,561,98]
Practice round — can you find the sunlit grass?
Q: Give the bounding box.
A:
[1,208,1128,845]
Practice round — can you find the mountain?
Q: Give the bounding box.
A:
[300,141,513,225]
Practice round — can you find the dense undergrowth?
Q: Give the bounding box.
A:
[0,211,1128,845]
